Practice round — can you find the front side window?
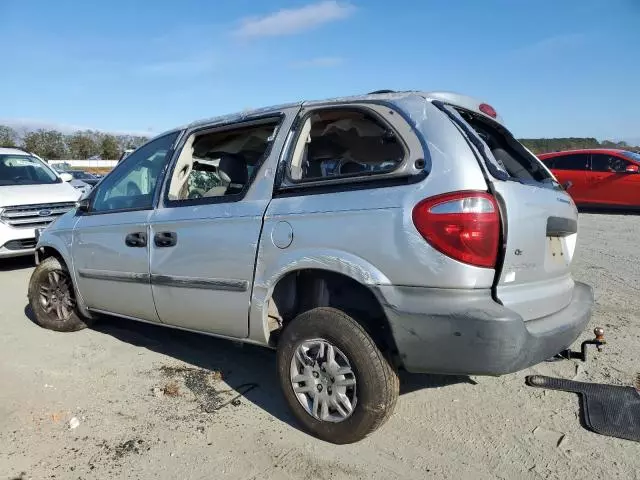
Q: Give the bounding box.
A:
[166,120,279,203]
[591,154,629,173]
[288,109,405,182]
[549,154,589,171]
[0,154,60,186]
[91,132,179,213]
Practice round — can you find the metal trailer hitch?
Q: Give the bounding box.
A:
[554,327,606,362]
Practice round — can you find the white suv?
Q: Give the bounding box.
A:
[0,147,81,259]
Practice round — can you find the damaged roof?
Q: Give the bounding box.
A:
[153,89,498,141]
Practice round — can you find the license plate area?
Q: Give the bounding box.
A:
[545,236,568,270]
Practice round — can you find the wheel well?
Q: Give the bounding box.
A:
[267,269,398,358]
[37,246,65,266]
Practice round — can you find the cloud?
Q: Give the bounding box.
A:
[233,1,355,39]
[291,56,345,68]
[514,33,587,57]
[0,118,153,137]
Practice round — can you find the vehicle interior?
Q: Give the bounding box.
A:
[0,155,60,185]
[289,109,405,181]
[167,121,279,201]
[93,151,168,211]
[456,108,553,183]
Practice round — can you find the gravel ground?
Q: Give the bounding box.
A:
[1,213,638,480]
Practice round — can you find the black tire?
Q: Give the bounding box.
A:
[276,307,399,444]
[28,256,95,332]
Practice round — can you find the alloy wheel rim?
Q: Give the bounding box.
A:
[38,270,75,322]
[289,339,357,423]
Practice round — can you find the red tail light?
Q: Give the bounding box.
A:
[479,103,497,118]
[412,191,500,268]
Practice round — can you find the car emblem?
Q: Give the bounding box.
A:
[514,249,523,256]
[38,209,52,217]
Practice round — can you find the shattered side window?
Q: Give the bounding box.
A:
[290,109,405,181]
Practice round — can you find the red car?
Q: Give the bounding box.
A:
[538,149,640,208]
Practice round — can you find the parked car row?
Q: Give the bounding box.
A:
[51,164,102,195]
[23,90,595,444]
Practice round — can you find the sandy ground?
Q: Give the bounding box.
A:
[1,212,638,480]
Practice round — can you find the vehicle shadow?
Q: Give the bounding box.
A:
[0,256,35,272]
[578,207,639,216]
[83,316,473,432]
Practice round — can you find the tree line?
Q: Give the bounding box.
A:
[0,125,149,160]
[518,137,640,154]
[2,124,638,159]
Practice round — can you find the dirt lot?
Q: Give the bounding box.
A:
[1,213,638,480]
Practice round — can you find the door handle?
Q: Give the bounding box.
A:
[154,231,177,248]
[125,232,147,248]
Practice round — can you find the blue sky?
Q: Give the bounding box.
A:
[1,0,638,141]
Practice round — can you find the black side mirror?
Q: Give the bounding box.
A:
[76,197,90,213]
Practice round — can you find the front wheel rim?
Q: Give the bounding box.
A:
[38,270,75,322]
[289,339,357,423]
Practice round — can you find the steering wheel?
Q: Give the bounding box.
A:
[126,181,142,197]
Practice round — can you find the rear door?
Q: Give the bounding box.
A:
[545,154,590,204]
[438,104,579,321]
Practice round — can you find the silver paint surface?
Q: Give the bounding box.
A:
[36,91,581,349]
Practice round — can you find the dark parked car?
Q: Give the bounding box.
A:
[68,170,100,186]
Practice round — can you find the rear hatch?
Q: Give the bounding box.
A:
[429,95,578,321]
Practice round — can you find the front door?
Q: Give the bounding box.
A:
[72,132,180,321]
[148,115,292,338]
[588,153,639,207]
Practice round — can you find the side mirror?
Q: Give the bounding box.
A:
[60,172,73,182]
[562,181,573,191]
[625,164,639,174]
[76,197,90,213]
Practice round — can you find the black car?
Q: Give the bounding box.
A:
[68,170,100,186]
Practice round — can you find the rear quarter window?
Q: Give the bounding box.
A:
[454,108,552,183]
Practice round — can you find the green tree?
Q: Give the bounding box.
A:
[0,125,18,147]
[519,137,601,154]
[22,129,68,159]
[100,134,120,159]
[117,134,148,151]
[67,131,98,159]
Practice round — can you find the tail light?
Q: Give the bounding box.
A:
[412,191,500,268]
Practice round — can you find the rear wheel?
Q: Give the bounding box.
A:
[28,256,94,332]
[276,307,399,444]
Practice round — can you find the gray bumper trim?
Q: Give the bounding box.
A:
[378,282,593,376]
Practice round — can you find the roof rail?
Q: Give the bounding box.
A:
[368,89,396,94]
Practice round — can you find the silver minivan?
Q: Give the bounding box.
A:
[29,91,593,443]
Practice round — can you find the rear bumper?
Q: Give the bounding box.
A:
[378,282,593,375]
